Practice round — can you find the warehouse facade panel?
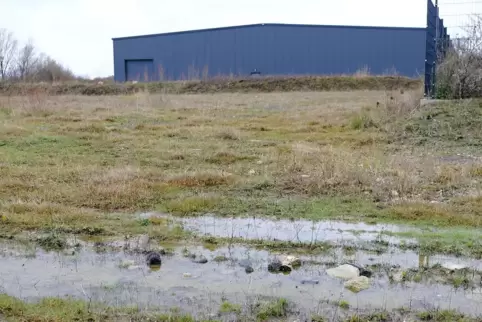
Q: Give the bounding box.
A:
[113,23,428,82]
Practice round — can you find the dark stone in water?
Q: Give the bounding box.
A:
[146,251,162,266]
[245,266,254,274]
[192,255,208,264]
[301,279,319,285]
[268,259,282,272]
[268,258,293,273]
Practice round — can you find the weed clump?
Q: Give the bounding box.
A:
[219,301,242,314]
[255,298,288,320]
[166,173,234,188]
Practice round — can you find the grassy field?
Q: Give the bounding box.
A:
[1,84,482,321]
[1,88,481,234]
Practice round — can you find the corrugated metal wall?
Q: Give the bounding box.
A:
[113,23,427,82]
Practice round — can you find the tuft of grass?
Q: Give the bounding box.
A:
[417,310,470,322]
[36,233,68,251]
[350,108,378,130]
[213,255,228,262]
[470,166,482,177]
[384,201,482,228]
[255,298,288,321]
[0,294,95,321]
[338,300,350,309]
[164,196,220,215]
[215,128,242,141]
[166,173,234,188]
[219,301,242,314]
[206,152,255,165]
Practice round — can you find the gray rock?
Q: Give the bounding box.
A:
[344,276,371,293]
[192,255,208,264]
[245,266,254,274]
[301,279,319,285]
[326,264,360,280]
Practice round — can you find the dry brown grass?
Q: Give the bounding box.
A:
[166,172,235,188]
[0,88,481,232]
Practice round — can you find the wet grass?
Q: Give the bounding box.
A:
[254,298,289,321]
[0,91,481,243]
[201,236,334,255]
[0,293,480,322]
[0,294,220,322]
[219,301,242,314]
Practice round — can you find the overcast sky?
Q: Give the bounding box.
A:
[2,0,480,78]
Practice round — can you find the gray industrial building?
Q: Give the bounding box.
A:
[112,0,449,95]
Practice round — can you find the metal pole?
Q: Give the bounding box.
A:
[433,0,440,97]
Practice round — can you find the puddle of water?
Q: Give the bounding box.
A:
[141,213,418,245]
[1,240,482,317]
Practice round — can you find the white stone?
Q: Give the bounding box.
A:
[326,264,360,280]
[279,255,301,267]
[391,271,404,282]
[119,260,135,269]
[248,169,256,175]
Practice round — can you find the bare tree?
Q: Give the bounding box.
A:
[436,14,482,99]
[0,28,18,80]
[16,39,39,81]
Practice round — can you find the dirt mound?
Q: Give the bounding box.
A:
[0,76,422,96]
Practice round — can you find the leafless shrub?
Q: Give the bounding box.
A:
[0,28,18,80]
[0,29,78,83]
[436,15,482,99]
[17,86,53,116]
